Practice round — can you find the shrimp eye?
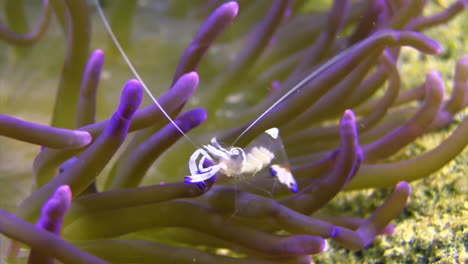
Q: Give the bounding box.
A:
[229,147,244,160]
[230,148,240,156]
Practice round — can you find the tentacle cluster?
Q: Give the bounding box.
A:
[0,0,466,263]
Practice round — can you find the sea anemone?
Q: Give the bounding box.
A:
[0,0,466,263]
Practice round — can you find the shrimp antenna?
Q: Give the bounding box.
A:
[93,0,198,147]
[232,41,364,145]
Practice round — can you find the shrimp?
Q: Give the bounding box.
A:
[184,128,298,192]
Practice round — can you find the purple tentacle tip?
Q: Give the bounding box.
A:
[117,79,143,120]
[75,130,92,146]
[37,185,72,234]
[342,109,357,128]
[396,181,412,196]
[177,108,207,132]
[87,49,104,71]
[182,72,200,87]
[92,49,104,58]
[224,1,239,16]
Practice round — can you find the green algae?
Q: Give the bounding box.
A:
[313,146,467,263]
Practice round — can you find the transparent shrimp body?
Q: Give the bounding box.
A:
[184,128,298,192]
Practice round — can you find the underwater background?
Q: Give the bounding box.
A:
[0,0,467,263]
